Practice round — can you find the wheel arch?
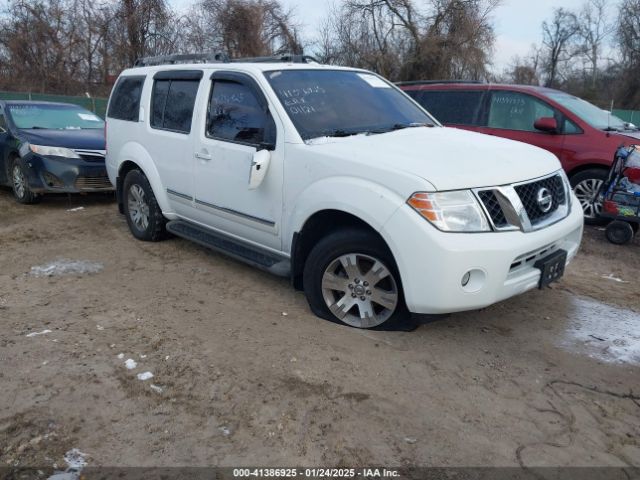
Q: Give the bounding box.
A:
[114,142,169,215]
[3,149,20,183]
[290,209,399,291]
[566,162,610,180]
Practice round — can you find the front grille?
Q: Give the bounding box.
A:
[79,154,105,163]
[75,175,112,190]
[514,175,566,224]
[477,190,508,228]
[476,173,568,232]
[74,149,106,163]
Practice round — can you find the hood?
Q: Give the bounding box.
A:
[307,127,561,191]
[613,130,640,142]
[17,128,105,150]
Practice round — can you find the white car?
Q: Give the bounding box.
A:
[105,54,583,329]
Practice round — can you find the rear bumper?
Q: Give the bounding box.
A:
[22,153,114,193]
[381,196,584,314]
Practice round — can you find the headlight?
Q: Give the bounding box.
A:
[408,190,490,232]
[29,144,80,159]
[558,169,573,208]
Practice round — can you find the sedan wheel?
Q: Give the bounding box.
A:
[573,177,603,219]
[321,253,399,329]
[12,164,26,199]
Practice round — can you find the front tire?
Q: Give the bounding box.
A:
[570,168,608,224]
[303,229,408,329]
[11,158,41,204]
[122,169,166,241]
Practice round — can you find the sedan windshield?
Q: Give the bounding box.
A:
[264,69,436,140]
[546,92,628,131]
[7,103,105,130]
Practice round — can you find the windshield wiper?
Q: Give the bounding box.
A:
[315,129,368,138]
[392,122,433,129]
[368,122,433,134]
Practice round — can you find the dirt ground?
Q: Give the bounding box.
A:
[0,189,639,470]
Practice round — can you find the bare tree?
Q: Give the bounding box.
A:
[578,0,612,88]
[502,46,541,85]
[617,0,640,107]
[317,0,500,82]
[541,7,580,87]
[185,0,303,57]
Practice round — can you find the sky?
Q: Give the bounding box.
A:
[168,0,616,73]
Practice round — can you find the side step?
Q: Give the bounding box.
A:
[166,220,290,277]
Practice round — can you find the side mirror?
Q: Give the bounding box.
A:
[249,149,271,190]
[534,117,558,133]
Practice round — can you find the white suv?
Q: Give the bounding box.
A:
[106,54,583,329]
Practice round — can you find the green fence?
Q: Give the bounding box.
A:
[613,109,640,124]
[0,91,108,118]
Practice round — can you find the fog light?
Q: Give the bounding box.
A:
[460,269,486,293]
[43,172,63,188]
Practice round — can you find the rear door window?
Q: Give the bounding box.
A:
[107,76,145,121]
[408,90,485,126]
[151,79,200,133]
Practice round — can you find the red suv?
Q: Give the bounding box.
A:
[400,82,640,222]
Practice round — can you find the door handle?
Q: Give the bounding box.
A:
[195,152,212,161]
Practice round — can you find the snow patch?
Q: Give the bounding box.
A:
[150,384,163,393]
[30,259,103,277]
[124,359,137,369]
[63,448,88,469]
[560,296,640,365]
[137,371,153,381]
[26,329,52,337]
[601,273,628,283]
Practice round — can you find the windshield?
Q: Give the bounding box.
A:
[264,69,436,140]
[546,93,628,131]
[7,103,104,130]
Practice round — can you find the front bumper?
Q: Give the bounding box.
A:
[381,196,584,314]
[22,153,114,193]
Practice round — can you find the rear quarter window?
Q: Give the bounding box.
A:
[408,89,484,126]
[107,76,146,121]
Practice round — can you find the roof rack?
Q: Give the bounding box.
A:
[395,80,484,86]
[230,54,319,64]
[134,52,319,67]
[134,53,230,67]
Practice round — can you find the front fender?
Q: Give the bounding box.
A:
[285,176,426,253]
[113,142,171,214]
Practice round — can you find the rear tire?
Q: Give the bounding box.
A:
[11,157,41,204]
[302,228,409,329]
[570,168,608,225]
[122,169,166,241]
[605,220,634,245]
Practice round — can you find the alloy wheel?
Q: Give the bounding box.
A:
[321,253,398,328]
[12,164,26,199]
[573,178,603,219]
[127,184,150,231]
